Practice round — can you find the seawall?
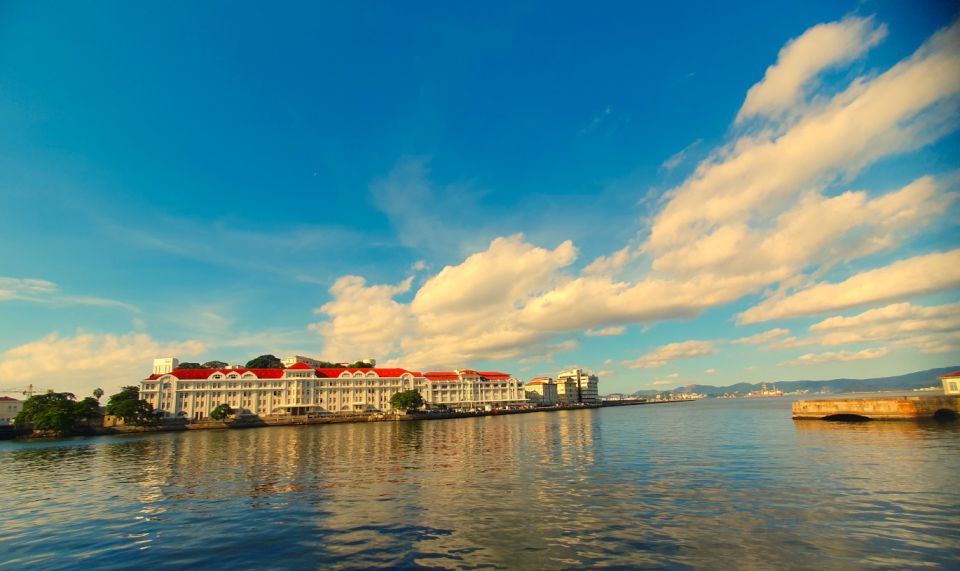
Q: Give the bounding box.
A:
[792,395,959,421]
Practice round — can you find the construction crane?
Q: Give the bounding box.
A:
[0,384,49,397]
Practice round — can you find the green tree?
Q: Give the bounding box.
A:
[348,360,375,368]
[389,390,424,412]
[202,360,229,369]
[93,387,104,401]
[15,392,79,433]
[210,403,234,420]
[245,354,283,369]
[177,362,203,369]
[74,397,102,423]
[106,386,155,424]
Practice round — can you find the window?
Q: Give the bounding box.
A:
[949,381,959,392]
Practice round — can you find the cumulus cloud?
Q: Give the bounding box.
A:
[518,339,579,365]
[739,249,960,323]
[312,19,960,371]
[733,328,791,344]
[0,333,206,398]
[649,21,960,262]
[763,302,960,356]
[705,368,718,374]
[779,347,890,367]
[623,340,717,369]
[737,16,887,122]
[309,276,414,362]
[313,235,577,369]
[585,326,626,337]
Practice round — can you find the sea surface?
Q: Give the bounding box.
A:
[1,396,958,570]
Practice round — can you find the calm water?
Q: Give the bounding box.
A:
[1,398,958,570]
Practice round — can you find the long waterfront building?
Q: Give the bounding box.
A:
[140,357,526,419]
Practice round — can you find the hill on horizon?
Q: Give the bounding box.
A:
[629,366,959,397]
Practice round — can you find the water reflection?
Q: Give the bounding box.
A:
[0,402,958,569]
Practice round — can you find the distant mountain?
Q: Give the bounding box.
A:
[630,366,959,397]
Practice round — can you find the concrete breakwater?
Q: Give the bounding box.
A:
[792,395,959,421]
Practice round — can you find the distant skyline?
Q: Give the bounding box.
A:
[1,1,958,398]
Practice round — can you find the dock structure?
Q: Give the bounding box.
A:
[792,395,959,421]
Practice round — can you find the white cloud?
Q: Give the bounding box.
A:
[779,347,890,367]
[762,302,960,356]
[309,276,414,362]
[739,249,960,323]
[519,339,579,365]
[650,21,960,263]
[624,340,717,369]
[661,139,703,170]
[585,326,626,337]
[0,332,206,399]
[596,370,614,378]
[705,368,718,374]
[310,19,960,372]
[737,16,887,122]
[313,235,577,370]
[733,328,790,344]
[0,276,139,312]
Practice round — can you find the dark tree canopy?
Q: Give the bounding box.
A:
[15,392,102,434]
[210,403,234,420]
[245,354,283,369]
[177,362,203,369]
[106,386,155,424]
[348,360,375,368]
[202,360,229,369]
[389,390,425,412]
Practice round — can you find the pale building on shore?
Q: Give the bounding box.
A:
[524,377,558,406]
[941,371,960,395]
[140,357,525,419]
[0,396,23,426]
[555,368,600,405]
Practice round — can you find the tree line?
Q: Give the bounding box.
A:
[176,355,376,370]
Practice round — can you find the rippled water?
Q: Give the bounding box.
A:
[1,397,958,569]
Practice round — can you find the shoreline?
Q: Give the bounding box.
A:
[3,399,695,441]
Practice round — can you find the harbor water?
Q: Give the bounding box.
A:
[1,397,958,569]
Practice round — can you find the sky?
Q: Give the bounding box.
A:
[1,0,959,398]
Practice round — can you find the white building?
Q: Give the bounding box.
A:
[524,377,558,406]
[0,396,23,425]
[941,371,960,395]
[556,368,600,405]
[422,369,526,410]
[140,358,525,419]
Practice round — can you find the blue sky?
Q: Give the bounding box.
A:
[1,1,958,397]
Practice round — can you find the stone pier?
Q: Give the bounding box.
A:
[792,395,959,421]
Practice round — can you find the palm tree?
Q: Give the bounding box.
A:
[93,388,104,402]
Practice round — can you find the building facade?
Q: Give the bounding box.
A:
[524,377,558,406]
[422,369,526,410]
[555,368,600,405]
[941,371,960,395]
[0,396,22,425]
[140,358,525,418]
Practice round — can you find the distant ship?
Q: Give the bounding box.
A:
[744,383,783,398]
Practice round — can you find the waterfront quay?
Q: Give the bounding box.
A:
[792,395,960,421]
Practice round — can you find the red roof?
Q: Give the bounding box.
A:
[479,372,511,379]
[145,367,286,380]
[287,362,314,370]
[0,396,19,401]
[940,370,960,379]
[526,380,545,386]
[314,368,417,378]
